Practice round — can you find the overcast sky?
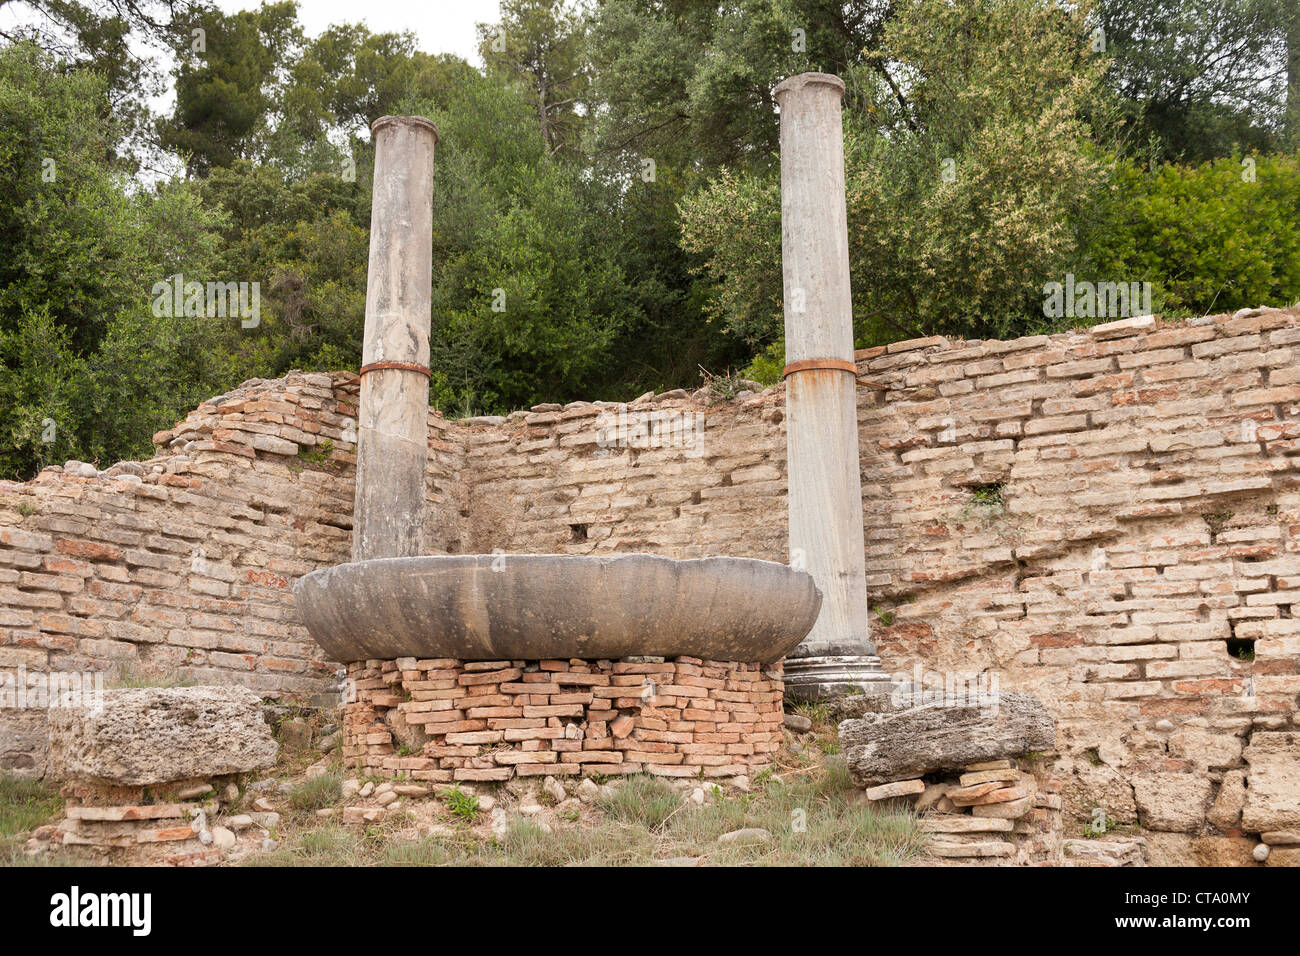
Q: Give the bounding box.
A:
[226,0,504,64]
[0,0,504,65]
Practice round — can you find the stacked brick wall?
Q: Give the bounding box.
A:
[448,306,1300,838]
[344,657,784,782]
[3,307,1299,846]
[0,371,461,774]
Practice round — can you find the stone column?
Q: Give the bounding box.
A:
[774,73,890,700]
[353,115,438,562]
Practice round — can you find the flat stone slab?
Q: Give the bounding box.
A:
[48,686,278,786]
[919,815,1014,834]
[839,691,1055,787]
[929,841,1015,858]
[295,554,822,663]
[1242,731,1300,832]
[865,779,925,800]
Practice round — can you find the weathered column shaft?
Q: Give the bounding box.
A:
[353,116,438,562]
[775,73,886,698]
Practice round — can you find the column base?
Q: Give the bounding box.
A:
[782,654,896,702]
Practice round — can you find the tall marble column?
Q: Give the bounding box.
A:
[774,73,890,700]
[352,116,438,562]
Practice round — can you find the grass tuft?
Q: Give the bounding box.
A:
[597,775,680,830]
[288,773,342,813]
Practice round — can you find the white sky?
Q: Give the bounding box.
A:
[0,0,505,172]
[222,0,503,65]
[0,0,503,65]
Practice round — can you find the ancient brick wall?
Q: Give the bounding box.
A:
[346,657,784,783]
[3,308,1299,850]
[0,371,461,773]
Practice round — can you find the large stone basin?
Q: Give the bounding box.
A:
[294,553,821,664]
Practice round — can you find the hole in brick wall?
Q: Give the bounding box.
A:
[569,523,589,542]
[1197,604,1210,621]
[967,482,1005,506]
[1227,637,1255,661]
[1202,509,1234,539]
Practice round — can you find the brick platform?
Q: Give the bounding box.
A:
[344,656,784,782]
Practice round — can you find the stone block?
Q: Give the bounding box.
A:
[839,692,1055,786]
[48,686,278,785]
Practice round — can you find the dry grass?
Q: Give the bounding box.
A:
[0,774,74,865]
[244,712,926,867]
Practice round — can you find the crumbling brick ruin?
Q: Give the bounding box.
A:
[3,305,1299,861]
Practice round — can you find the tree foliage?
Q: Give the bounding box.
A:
[681,0,1113,346]
[0,0,1297,479]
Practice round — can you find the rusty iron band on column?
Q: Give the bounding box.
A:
[359,361,432,379]
[782,357,886,390]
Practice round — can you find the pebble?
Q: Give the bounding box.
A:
[376,791,399,807]
[261,839,278,852]
[1254,844,1270,862]
[477,794,497,812]
[783,713,813,733]
[576,779,601,804]
[251,797,275,812]
[211,826,236,850]
[359,782,375,799]
[225,814,254,831]
[542,776,566,804]
[490,807,510,840]
[718,827,771,845]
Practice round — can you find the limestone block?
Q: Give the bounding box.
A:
[1167,727,1243,770]
[1206,770,1246,831]
[48,686,278,785]
[1132,772,1214,832]
[1242,731,1300,832]
[839,692,1055,786]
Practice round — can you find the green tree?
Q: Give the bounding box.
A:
[1096,0,1291,161]
[412,76,637,413]
[158,1,301,177]
[478,0,591,155]
[1088,153,1300,316]
[681,0,1113,347]
[1,42,150,351]
[0,41,229,478]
